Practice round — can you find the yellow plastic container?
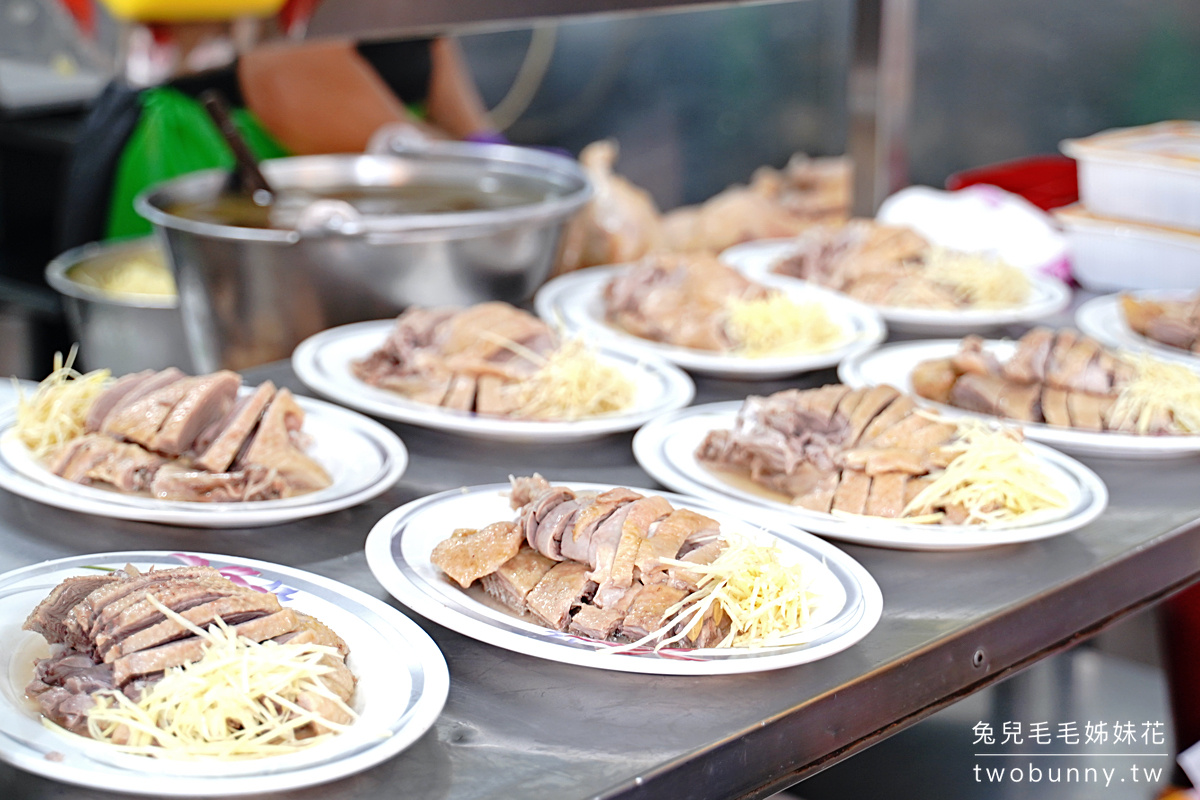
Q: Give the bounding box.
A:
[98,0,285,22]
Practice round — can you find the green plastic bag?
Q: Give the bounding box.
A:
[106,87,288,240]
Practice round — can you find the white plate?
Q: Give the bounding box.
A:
[533,266,887,379]
[632,403,1109,551]
[365,483,883,675]
[0,393,408,528]
[292,320,695,442]
[0,551,448,796]
[721,239,1073,336]
[838,339,1200,458]
[1076,291,1200,368]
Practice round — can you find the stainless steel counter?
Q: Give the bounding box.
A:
[2,362,1199,800]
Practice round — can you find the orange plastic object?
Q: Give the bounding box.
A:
[97,0,284,22]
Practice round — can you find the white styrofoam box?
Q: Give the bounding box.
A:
[1055,204,1200,292]
[1061,121,1200,232]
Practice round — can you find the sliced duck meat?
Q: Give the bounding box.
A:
[594,495,674,608]
[430,521,524,589]
[1002,327,1054,384]
[1048,336,1102,394]
[619,584,688,641]
[560,488,642,564]
[90,573,247,648]
[480,546,556,614]
[441,374,478,411]
[910,358,960,405]
[509,473,553,509]
[475,376,522,416]
[1041,387,1072,427]
[519,485,576,559]
[111,608,300,686]
[438,302,555,378]
[840,447,927,476]
[65,566,222,650]
[950,336,1001,376]
[659,540,723,592]
[844,385,902,445]
[50,434,166,493]
[792,472,840,513]
[23,574,122,644]
[100,372,198,448]
[101,592,283,662]
[149,370,241,456]
[273,612,351,658]
[997,381,1043,423]
[859,395,916,443]
[948,373,1008,417]
[806,385,853,425]
[26,649,117,733]
[150,464,285,502]
[193,381,276,473]
[585,501,637,578]
[1066,391,1107,431]
[865,472,908,518]
[529,499,581,562]
[831,470,871,515]
[525,562,592,630]
[237,389,331,496]
[568,603,627,640]
[634,508,720,583]
[85,370,154,433]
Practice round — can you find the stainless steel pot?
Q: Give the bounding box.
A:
[135,143,591,373]
[44,238,195,374]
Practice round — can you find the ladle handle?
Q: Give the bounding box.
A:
[200,89,274,201]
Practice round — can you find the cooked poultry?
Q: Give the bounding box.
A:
[35,369,331,502]
[432,475,732,647]
[23,564,353,742]
[603,252,844,355]
[771,219,1030,309]
[911,328,1200,435]
[1121,293,1200,353]
[353,301,635,420]
[661,155,851,254]
[696,384,1068,525]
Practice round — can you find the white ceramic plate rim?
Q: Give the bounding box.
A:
[532,265,887,378]
[720,239,1072,330]
[0,394,408,528]
[292,320,696,442]
[365,483,883,675]
[0,550,448,797]
[631,402,1109,551]
[1075,291,1200,368]
[838,339,1200,457]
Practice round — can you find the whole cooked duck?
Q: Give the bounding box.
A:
[353,301,635,420]
[431,475,830,649]
[771,219,1031,310]
[15,362,331,502]
[911,328,1200,435]
[696,385,1068,525]
[23,564,354,756]
[1121,293,1200,353]
[603,253,844,356]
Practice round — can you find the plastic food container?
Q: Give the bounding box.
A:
[1060,121,1200,231]
[1055,204,1200,292]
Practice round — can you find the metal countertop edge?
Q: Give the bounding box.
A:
[596,516,1200,800]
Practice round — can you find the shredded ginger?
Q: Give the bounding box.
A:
[73,256,177,298]
[15,349,111,459]
[724,293,844,357]
[84,597,356,760]
[902,421,1069,525]
[918,247,1030,308]
[508,338,636,421]
[1109,354,1200,434]
[614,536,829,652]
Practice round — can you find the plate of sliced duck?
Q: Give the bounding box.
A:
[365,476,883,675]
[0,550,447,795]
[293,302,695,442]
[1076,290,1200,369]
[633,387,1108,551]
[0,363,407,527]
[721,224,1071,336]
[838,328,1200,458]
[534,254,886,379]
